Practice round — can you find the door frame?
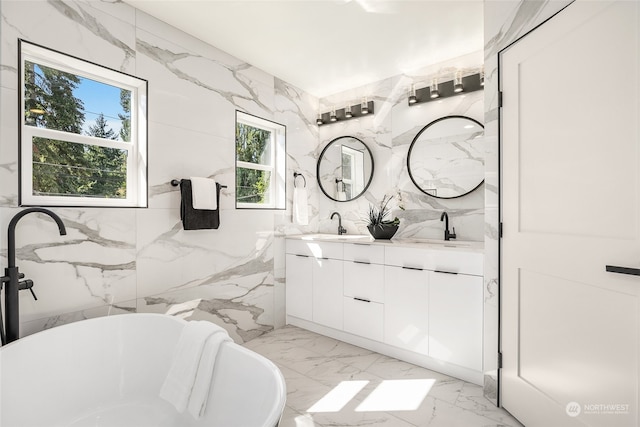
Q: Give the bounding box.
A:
[496,0,575,408]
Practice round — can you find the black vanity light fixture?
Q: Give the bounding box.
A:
[408,69,484,106]
[316,97,375,126]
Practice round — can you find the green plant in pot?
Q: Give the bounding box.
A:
[366,195,400,239]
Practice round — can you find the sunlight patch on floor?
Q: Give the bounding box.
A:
[355,379,435,412]
[307,380,370,413]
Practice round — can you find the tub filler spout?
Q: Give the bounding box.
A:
[1,208,67,345]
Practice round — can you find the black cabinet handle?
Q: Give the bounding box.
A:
[353,260,371,265]
[434,270,458,275]
[606,265,640,276]
[402,266,423,271]
[353,297,371,303]
[295,254,309,258]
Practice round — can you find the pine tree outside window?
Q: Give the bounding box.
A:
[235,111,285,209]
[19,40,148,207]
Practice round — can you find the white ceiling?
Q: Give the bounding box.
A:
[124,0,484,98]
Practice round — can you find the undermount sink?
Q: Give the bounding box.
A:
[298,233,373,242]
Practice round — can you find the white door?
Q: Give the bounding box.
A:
[500,1,639,426]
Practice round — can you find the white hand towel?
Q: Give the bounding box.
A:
[159,320,230,416]
[187,331,231,418]
[190,177,217,210]
[293,186,309,225]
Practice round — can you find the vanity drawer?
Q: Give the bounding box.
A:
[384,246,483,276]
[286,239,343,260]
[343,297,383,342]
[344,262,384,303]
[343,243,384,264]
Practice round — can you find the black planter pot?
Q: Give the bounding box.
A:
[367,224,399,240]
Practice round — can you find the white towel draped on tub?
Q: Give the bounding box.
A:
[160,320,231,419]
[293,186,309,225]
[190,177,218,210]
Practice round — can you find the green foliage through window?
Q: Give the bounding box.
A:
[23,60,132,200]
[236,122,272,204]
[32,138,127,198]
[234,111,285,209]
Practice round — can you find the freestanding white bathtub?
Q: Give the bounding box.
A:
[0,313,286,427]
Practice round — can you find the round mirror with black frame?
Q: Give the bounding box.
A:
[317,136,374,202]
[407,115,484,199]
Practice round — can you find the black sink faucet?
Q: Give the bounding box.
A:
[330,212,347,235]
[1,208,66,345]
[440,211,456,241]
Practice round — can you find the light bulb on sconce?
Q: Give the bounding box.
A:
[316,112,323,126]
[429,78,440,99]
[408,84,417,104]
[345,104,352,119]
[330,107,337,122]
[361,97,369,115]
[480,67,485,86]
[454,71,464,93]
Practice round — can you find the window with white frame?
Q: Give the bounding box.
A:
[19,40,148,207]
[235,111,285,209]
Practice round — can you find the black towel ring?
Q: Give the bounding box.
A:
[293,172,306,188]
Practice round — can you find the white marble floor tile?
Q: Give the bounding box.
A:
[244,325,522,427]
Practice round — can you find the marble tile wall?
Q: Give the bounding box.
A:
[316,52,486,242]
[482,0,573,404]
[0,0,579,408]
[0,0,319,341]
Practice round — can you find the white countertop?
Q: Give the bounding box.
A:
[285,233,484,252]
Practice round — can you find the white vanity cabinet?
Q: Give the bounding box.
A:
[285,235,484,385]
[384,265,429,355]
[313,258,344,330]
[428,270,483,371]
[384,245,484,371]
[285,253,313,321]
[285,239,344,328]
[343,243,385,341]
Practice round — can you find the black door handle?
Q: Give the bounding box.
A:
[606,265,640,276]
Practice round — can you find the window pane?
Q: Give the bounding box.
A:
[236,167,271,204]
[24,61,131,142]
[236,122,272,166]
[32,137,127,199]
[342,150,353,180]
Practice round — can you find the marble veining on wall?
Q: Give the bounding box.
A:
[0,0,319,343]
[315,53,485,243]
[0,0,577,410]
